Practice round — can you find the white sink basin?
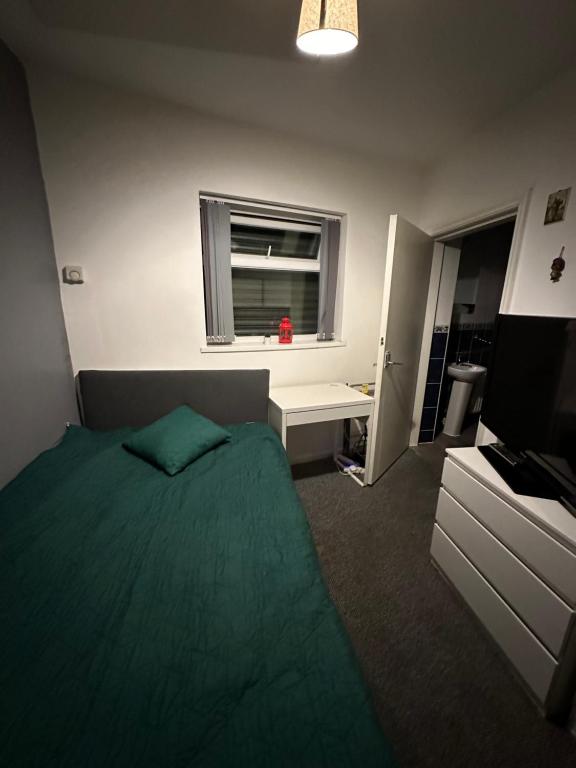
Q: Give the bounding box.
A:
[447,362,487,383]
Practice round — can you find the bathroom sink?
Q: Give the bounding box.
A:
[447,362,487,383]
[443,363,488,436]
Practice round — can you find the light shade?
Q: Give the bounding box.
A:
[297,0,358,56]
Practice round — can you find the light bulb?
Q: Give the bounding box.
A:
[297,0,359,57]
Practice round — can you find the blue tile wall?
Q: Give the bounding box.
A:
[426,357,444,383]
[449,321,494,367]
[420,407,437,430]
[418,428,434,443]
[423,382,440,408]
[418,326,449,443]
[430,331,448,358]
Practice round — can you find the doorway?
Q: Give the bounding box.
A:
[415,217,516,447]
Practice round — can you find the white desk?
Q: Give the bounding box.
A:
[268,383,374,476]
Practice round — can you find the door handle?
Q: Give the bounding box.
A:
[384,350,403,368]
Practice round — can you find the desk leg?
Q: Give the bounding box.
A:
[268,402,287,449]
[363,404,375,485]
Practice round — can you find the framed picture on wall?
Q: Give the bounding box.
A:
[544,187,571,225]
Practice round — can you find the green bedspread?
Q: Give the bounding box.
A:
[0,423,395,767]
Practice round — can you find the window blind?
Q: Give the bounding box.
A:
[317,218,341,341]
[200,199,235,344]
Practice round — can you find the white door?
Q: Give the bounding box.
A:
[365,215,434,485]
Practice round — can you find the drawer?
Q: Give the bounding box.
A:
[431,525,557,704]
[442,458,576,606]
[437,489,573,657]
[286,402,372,427]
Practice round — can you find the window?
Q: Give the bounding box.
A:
[232,269,319,336]
[231,215,320,260]
[200,197,341,346]
[230,214,321,337]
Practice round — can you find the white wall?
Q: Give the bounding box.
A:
[453,224,514,324]
[28,71,425,460]
[421,65,576,319]
[435,246,461,327]
[30,62,576,464]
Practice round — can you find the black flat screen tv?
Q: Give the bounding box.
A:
[481,314,576,509]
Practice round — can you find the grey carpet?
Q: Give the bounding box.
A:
[293,434,576,768]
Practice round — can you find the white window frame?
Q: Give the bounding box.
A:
[200,194,345,351]
[230,211,322,343]
[230,213,321,274]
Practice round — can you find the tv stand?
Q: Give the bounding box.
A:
[478,444,558,501]
[431,447,576,722]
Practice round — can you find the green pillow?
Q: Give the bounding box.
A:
[123,405,231,476]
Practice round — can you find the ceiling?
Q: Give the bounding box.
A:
[2,0,576,169]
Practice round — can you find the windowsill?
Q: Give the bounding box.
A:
[200,339,347,353]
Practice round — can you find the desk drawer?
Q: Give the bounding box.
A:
[431,525,557,704]
[437,489,573,657]
[286,402,372,427]
[442,459,576,606]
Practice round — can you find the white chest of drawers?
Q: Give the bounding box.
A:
[431,447,576,720]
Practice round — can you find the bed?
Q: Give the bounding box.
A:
[0,370,395,767]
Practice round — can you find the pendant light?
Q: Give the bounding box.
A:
[297,0,359,56]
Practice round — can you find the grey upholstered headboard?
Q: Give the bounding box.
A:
[77,370,270,430]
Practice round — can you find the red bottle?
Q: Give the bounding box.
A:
[278,316,293,344]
